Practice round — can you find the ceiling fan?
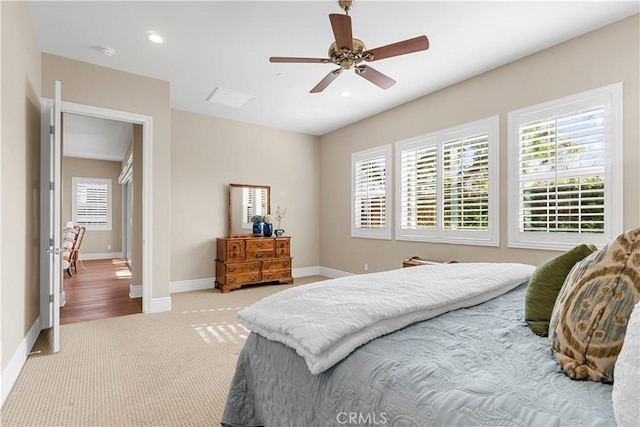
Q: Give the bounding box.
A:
[269,0,430,93]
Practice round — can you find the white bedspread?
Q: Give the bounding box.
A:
[237,262,535,374]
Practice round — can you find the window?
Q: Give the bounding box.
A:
[351,145,392,239]
[241,187,267,229]
[72,177,112,231]
[508,84,623,250]
[396,116,499,246]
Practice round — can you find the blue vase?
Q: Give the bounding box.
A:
[263,223,273,237]
[252,222,262,234]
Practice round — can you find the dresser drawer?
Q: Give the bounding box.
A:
[226,261,261,274]
[246,250,274,260]
[246,239,274,251]
[275,238,290,257]
[262,258,291,271]
[261,269,291,281]
[224,272,262,286]
[217,239,245,261]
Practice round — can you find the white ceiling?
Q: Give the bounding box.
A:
[28,1,639,136]
[63,114,132,161]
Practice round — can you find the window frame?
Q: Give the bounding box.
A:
[72,176,113,231]
[507,83,623,251]
[351,144,392,240]
[395,115,500,246]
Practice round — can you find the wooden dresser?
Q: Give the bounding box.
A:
[402,256,458,268]
[215,236,293,293]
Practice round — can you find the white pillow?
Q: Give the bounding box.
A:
[613,301,640,426]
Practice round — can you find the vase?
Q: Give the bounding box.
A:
[252,222,262,235]
[263,223,273,237]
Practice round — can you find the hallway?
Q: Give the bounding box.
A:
[61,258,142,325]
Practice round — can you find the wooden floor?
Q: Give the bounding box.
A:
[61,258,142,325]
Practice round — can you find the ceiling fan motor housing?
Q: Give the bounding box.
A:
[329,38,366,69]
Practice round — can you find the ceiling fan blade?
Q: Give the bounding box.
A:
[310,69,343,93]
[364,35,429,62]
[270,57,330,64]
[329,14,353,51]
[355,65,396,90]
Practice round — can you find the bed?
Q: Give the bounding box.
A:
[222,263,617,427]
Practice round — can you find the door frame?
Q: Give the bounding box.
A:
[55,100,153,313]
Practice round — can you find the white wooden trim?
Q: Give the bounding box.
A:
[56,100,153,314]
[170,278,215,294]
[79,252,123,261]
[129,284,142,298]
[1,318,41,406]
[292,266,320,278]
[149,297,171,313]
[318,266,353,279]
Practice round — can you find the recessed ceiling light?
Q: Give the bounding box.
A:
[340,91,351,97]
[146,31,165,44]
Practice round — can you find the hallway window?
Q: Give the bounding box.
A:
[72,177,112,230]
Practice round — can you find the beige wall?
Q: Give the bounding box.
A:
[1,1,42,372]
[319,15,640,274]
[41,54,171,301]
[61,157,122,255]
[170,109,320,282]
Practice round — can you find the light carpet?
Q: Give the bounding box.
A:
[1,276,326,426]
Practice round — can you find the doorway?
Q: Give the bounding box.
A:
[59,113,142,324]
[56,101,153,316]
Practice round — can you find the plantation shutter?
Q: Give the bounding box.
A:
[400,144,437,230]
[354,155,387,229]
[442,133,490,230]
[73,178,111,229]
[517,105,605,234]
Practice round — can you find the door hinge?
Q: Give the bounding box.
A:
[50,125,55,135]
[49,181,54,191]
[49,237,54,247]
[49,294,54,303]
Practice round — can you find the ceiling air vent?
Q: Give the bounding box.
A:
[205,87,254,109]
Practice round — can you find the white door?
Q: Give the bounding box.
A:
[40,81,62,352]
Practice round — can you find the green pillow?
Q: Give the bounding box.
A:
[525,244,597,336]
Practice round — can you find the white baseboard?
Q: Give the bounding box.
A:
[170,278,215,294]
[149,297,171,313]
[292,266,320,278]
[79,252,123,261]
[167,267,326,296]
[1,317,42,407]
[319,266,353,279]
[129,284,142,299]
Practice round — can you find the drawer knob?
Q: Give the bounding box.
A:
[228,266,236,272]
[228,277,236,283]
[250,264,258,270]
[256,242,263,248]
[256,253,263,258]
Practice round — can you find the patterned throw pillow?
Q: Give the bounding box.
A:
[525,244,597,336]
[548,227,640,382]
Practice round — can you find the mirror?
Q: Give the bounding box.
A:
[229,184,270,237]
